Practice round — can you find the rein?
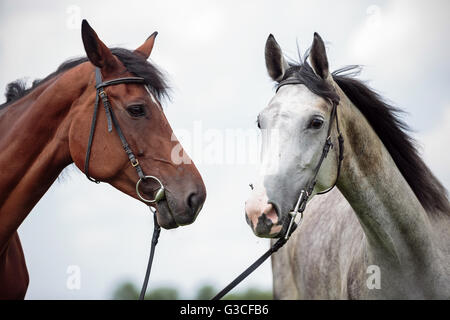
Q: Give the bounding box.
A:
[84,67,165,300]
[212,80,344,300]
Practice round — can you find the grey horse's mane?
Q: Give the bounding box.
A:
[281,55,449,215]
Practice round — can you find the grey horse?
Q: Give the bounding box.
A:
[245,33,450,299]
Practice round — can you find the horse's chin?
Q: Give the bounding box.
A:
[249,219,286,239]
[154,200,179,229]
[263,217,292,239]
[270,224,287,239]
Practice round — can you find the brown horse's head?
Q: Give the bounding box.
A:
[68,21,206,229]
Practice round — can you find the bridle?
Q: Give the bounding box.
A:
[212,79,344,300]
[84,67,165,300]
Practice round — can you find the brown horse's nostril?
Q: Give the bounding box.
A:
[187,191,204,215]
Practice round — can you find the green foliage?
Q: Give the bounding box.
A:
[195,284,216,300]
[222,287,273,300]
[145,287,179,300]
[112,282,139,300]
[112,281,272,300]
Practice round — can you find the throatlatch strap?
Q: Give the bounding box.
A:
[317,103,344,195]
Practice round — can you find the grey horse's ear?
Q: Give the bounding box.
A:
[310,33,330,80]
[265,34,289,82]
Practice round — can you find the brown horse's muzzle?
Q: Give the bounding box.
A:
[139,176,206,229]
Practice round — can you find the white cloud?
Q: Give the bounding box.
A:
[417,105,450,188]
[347,0,450,90]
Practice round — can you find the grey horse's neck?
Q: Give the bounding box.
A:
[335,90,446,298]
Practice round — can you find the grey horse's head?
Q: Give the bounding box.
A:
[245,33,340,238]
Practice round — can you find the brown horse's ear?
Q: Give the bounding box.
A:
[81,20,116,70]
[310,32,330,80]
[265,34,289,82]
[135,32,158,59]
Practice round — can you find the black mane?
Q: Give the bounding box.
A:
[1,48,170,109]
[282,58,449,215]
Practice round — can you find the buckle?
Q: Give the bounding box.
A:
[131,158,139,167]
[99,90,107,99]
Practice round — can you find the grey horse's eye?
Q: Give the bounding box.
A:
[309,118,324,129]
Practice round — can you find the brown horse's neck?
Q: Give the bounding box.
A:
[0,63,92,254]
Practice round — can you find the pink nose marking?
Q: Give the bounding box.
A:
[263,203,282,235]
[245,187,268,227]
[263,203,277,221]
[245,187,281,235]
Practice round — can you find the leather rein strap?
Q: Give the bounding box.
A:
[212,79,344,300]
[139,209,161,300]
[84,67,162,300]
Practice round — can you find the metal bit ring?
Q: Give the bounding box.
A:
[136,175,165,203]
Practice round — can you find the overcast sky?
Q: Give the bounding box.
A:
[1,0,449,299]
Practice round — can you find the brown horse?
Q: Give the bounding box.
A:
[0,20,206,299]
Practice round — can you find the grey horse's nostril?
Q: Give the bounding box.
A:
[255,213,274,236]
[263,214,273,225]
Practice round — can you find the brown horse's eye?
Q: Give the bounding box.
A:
[310,118,324,129]
[127,105,146,117]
